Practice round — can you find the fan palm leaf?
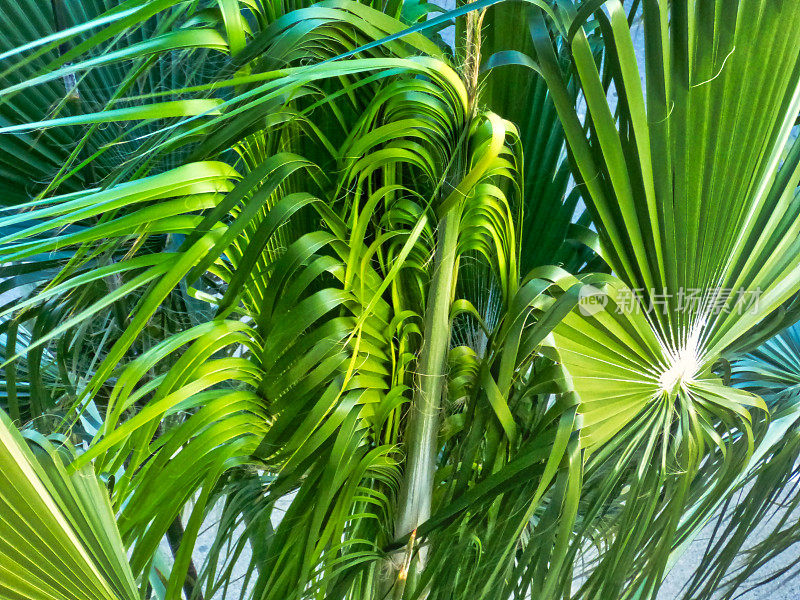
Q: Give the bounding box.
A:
[0,408,139,600]
[531,1,800,597]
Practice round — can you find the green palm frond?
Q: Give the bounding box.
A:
[0,408,139,600]
[0,2,566,597]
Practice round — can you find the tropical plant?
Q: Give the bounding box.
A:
[0,408,138,600]
[2,1,800,600]
[531,1,800,598]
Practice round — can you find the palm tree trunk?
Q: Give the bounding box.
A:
[385,10,485,596]
[389,204,462,595]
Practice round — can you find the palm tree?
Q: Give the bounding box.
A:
[532,2,800,596]
[2,1,800,600]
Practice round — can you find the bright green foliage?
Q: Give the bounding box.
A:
[532,2,800,597]
[0,1,800,600]
[0,409,138,600]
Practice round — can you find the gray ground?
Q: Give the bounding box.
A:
[658,508,800,600]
